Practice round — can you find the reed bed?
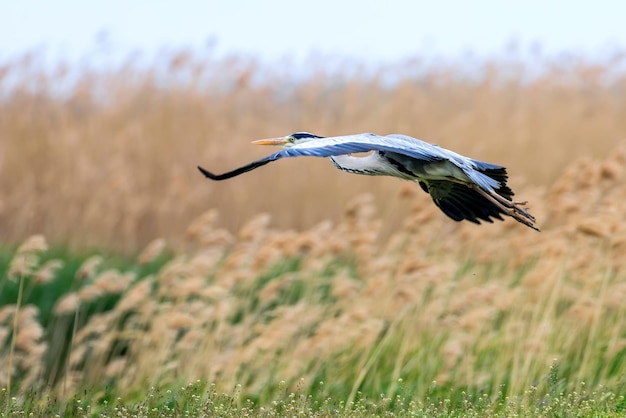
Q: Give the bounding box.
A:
[1,50,626,251]
[2,141,626,411]
[2,50,626,414]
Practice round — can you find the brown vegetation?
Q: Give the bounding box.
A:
[1,50,626,251]
[2,142,626,400]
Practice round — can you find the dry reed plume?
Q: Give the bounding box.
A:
[2,142,626,402]
[1,50,626,251]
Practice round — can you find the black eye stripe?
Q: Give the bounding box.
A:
[291,132,325,140]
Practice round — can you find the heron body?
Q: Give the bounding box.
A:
[198,132,538,231]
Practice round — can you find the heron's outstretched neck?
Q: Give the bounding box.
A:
[330,153,418,180]
[329,154,389,176]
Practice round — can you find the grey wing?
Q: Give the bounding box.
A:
[284,133,443,162]
[287,133,501,190]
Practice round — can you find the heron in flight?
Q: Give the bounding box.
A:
[198,132,538,231]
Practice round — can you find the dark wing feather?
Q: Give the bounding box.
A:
[421,180,506,224]
[197,154,280,180]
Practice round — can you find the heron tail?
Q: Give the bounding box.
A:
[472,161,513,200]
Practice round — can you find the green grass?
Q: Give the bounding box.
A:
[2,379,625,417]
[0,246,172,326]
[0,246,173,389]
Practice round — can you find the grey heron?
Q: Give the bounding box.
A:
[198,132,538,231]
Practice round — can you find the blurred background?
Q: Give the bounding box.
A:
[2,0,626,252]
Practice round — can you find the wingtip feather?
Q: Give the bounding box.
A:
[197,165,215,179]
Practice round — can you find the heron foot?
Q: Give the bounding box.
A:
[472,185,539,231]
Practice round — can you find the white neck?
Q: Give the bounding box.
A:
[329,154,389,176]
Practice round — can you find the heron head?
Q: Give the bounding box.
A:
[251,132,325,148]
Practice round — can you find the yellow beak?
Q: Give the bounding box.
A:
[251,137,288,146]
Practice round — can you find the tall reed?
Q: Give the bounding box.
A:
[1,50,625,251]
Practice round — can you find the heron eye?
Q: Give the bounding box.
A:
[288,136,296,143]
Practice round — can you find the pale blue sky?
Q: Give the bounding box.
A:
[1,0,625,65]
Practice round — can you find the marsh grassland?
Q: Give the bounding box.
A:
[2,50,626,416]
